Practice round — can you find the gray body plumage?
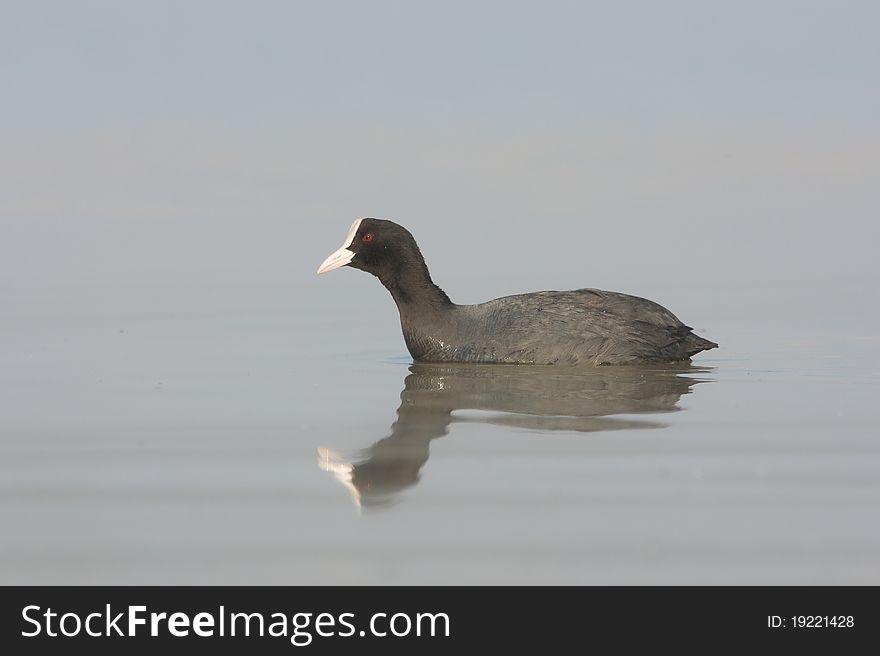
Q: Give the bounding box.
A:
[400,288,717,366]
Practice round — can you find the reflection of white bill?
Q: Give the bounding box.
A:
[317,447,361,511]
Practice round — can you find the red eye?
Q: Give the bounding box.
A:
[362,233,373,243]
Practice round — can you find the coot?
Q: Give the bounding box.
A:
[317,219,717,365]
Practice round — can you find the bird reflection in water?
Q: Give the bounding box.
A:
[318,363,711,510]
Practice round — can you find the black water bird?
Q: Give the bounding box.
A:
[317,218,717,365]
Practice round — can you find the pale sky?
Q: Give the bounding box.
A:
[1,1,878,291]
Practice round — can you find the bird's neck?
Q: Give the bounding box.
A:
[378,261,453,312]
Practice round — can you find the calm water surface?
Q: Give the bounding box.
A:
[1,275,878,584]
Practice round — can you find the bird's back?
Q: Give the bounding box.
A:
[403,288,717,365]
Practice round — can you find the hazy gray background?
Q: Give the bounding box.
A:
[2,0,878,288]
[1,1,879,584]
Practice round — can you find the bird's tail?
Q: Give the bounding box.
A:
[685,334,718,358]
